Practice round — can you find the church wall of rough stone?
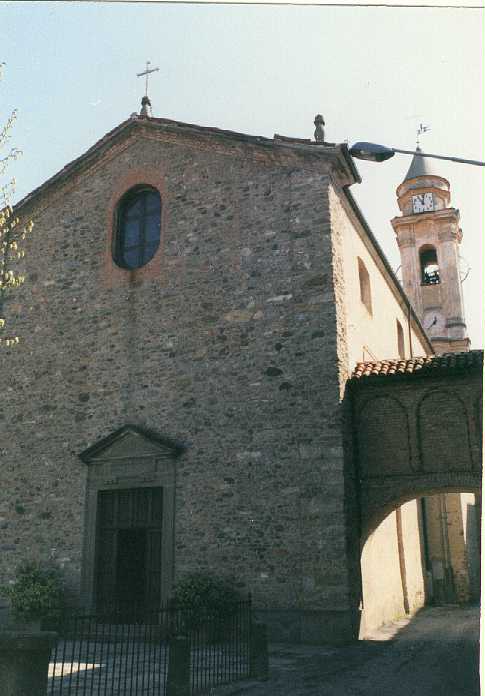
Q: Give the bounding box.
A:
[0,129,360,642]
[1,119,479,644]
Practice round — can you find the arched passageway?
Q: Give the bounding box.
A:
[358,488,481,637]
[350,351,482,538]
[349,351,482,636]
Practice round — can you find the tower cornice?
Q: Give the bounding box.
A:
[391,207,460,229]
[397,187,451,214]
[438,226,463,243]
[395,233,416,249]
[396,174,450,199]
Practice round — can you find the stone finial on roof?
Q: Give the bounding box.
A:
[140,96,152,118]
[314,114,325,143]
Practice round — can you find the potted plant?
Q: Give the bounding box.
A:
[2,561,65,631]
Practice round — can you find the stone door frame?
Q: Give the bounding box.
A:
[79,425,184,610]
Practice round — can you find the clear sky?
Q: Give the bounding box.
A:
[1,0,483,348]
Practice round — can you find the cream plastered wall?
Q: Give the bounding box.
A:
[400,499,426,614]
[460,493,477,545]
[424,493,478,603]
[329,184,429,633]
[460,493,481,600]
[359,510,405,636]
[329,185,430,369]
[443,493,471,602]
[359,500,425,635]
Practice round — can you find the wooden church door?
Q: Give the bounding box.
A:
[95,487,163,612]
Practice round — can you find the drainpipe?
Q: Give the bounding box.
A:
[407,298,413,358]
[440,494,455,602]
[395,507,410,614]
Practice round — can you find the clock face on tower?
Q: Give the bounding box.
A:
[423,311,444,336]
[412,192,434,214]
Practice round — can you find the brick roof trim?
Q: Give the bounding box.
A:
[13,115,360,215]
[351,350,483,381]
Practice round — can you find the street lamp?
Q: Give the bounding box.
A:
[349,142,485,167]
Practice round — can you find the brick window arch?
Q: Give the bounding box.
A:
[113,185,161,270]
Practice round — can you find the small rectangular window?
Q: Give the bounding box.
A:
[397,319,405,359]
[358,257,372,315]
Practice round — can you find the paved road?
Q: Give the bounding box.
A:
[216,605,480,696]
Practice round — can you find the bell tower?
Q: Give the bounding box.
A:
[391,148,470,354]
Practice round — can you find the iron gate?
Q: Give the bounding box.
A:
[48,600,252,695]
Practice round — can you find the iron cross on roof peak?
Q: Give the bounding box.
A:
[136,61,159,117]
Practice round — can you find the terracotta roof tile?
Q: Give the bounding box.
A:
[351,350,483,380]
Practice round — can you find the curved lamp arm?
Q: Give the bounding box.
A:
[349,141,485,167]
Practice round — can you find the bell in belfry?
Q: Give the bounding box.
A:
[314,114,325,142]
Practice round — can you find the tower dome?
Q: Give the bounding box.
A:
[403,146,436,181]
[395,150,451,215]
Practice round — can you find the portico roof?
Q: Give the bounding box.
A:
[352,350,483,381]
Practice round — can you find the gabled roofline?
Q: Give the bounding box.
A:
[14,114,422,349]
[14,115,360,215]
[15,116,137,215]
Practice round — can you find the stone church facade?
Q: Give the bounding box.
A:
[0,111,480,643]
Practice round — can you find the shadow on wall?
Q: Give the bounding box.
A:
[359,499,427,639]
[358,490,482,639]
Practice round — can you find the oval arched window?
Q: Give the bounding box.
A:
[114,186,161,269]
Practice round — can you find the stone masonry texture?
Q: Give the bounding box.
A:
[1,119,480,645]
[0,123,357,643]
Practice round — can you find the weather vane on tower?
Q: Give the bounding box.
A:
[416,123,430,148]
[137,60,160,117]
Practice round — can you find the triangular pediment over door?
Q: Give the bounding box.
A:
[79,424,185,464]
[79,425,183,611]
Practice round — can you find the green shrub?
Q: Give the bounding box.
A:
[172,572,241,626]
[2,561,65,623]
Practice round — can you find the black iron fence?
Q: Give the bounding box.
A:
[48,599,253,696]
